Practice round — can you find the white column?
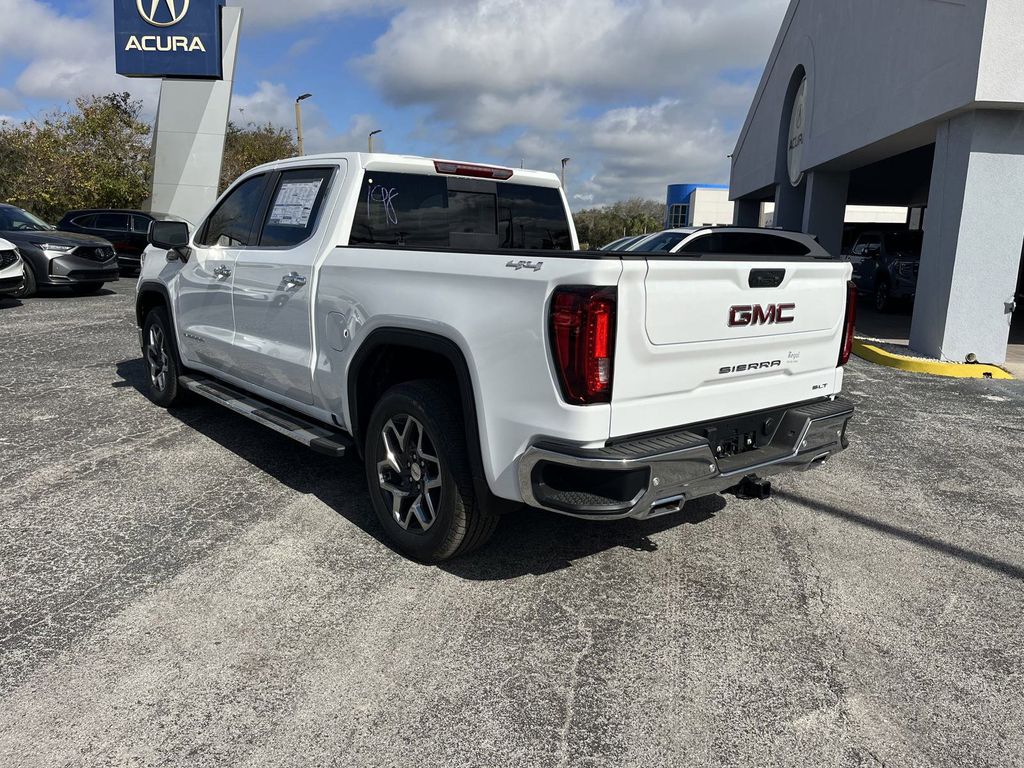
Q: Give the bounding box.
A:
[148,7,243,225]
[910,110,1024,364]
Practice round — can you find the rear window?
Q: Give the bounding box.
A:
[349,171,572,250]
[678,231,811,257]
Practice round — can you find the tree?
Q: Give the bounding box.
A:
[573,197,665,249]
[0,93,150,222]
[220,121,297,193]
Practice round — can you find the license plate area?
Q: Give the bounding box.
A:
[687,403,802,460]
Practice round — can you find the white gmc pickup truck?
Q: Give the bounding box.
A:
[136,153,855,561]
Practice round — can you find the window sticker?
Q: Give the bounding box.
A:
[268,180,323,227]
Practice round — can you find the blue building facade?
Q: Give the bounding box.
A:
[665,183,729,228]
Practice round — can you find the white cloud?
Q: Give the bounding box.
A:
[361,0,782,106]
[0,87,19,112]
[0,0,788,207]
[231,81,297,126]
[0,0,157,109]
[227,0,396,29]
[354,0,785,204]
[576,98,736,203]
[231,80,380,154]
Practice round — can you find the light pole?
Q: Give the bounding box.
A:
[368,129,382,153]
[560,157,571,189]
[294,93,312,156]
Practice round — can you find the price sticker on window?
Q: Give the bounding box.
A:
[268,180,323,227]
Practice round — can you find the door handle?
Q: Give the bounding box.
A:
[213,266,232,280]
[283,272,307,287]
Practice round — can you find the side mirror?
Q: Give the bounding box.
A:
[149,220,190,260]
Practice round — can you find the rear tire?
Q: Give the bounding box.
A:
[874,279,891,312]
[142,307,188,407]
[364,380,498,562]
[10,265,37,298]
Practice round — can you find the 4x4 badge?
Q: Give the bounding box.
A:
[506,260,543,272]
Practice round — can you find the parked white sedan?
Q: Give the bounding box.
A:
[0,237,25,297]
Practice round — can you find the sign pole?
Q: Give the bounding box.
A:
[146,6,242,224]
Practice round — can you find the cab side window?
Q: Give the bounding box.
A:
[257,168,333,248]
[197,174,268,247]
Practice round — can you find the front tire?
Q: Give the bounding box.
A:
[364,380,498,562]
[10,265,37,298]
[142,307,188,407]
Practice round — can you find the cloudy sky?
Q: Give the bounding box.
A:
[0,0,788,207]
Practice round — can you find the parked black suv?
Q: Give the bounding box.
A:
[0,204,118,297]
[57,210,179,275]
[846,229,923,312]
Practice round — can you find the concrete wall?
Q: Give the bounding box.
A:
[910,109,1024,363]
[689,188,735,227]
[731,0,989,199]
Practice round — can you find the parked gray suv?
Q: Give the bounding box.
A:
[0,204,119,297]
[846,229,922,312]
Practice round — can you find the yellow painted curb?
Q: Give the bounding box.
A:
[852,340,1015,379]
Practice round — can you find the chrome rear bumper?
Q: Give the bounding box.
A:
[518,397,854,520]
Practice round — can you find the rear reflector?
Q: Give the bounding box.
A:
[550,287,617,404]
[839,280,857,366]
[433,160,514,180]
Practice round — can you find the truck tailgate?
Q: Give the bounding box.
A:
[610,257,853,438]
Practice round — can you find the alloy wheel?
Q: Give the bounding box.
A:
[875,283,889,311]
[146,325,169,392]
[376,414,443,533]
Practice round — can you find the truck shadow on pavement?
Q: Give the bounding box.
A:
[775,489,1024,582]
[115,357,724,580]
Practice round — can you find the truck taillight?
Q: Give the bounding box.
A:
[839,280,857,366]
[549,287,616,405]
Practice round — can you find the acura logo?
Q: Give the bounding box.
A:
[137,0,190,27]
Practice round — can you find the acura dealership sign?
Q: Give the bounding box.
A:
[114,0,224,78]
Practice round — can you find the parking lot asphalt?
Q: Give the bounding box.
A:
[1,282,1023,768]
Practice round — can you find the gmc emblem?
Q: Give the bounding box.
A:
[729,303,796,327]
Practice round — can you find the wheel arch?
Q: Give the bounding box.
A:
[136,280,173,328]
[346,328,500,510]
[347,328,477,451]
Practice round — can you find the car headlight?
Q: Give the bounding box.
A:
[42,244,75,253]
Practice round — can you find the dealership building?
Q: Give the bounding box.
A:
[730,0,1024,365]
[665,183,906,231]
